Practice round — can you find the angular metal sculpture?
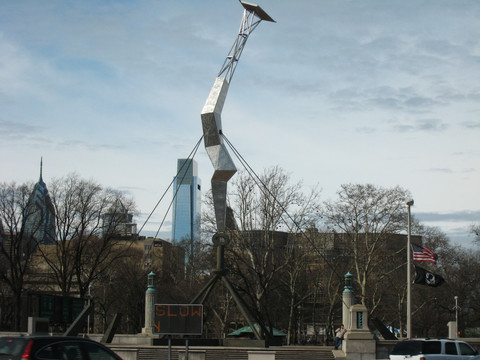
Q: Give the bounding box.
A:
[201,1,275,233]
[201,78,234,233]
[196,1,274,341]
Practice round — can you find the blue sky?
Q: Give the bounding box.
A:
[1,0,479,246]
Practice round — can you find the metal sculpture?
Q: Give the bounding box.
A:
[196,1,274,341]
[201,1,274,235]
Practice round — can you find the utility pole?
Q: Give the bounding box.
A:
[87,284,92,335]
[406,200,414,338]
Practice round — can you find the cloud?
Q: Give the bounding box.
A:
[1,0,479,247]
[0,34,33,95]
[435,90,480,109]
[416,210,480,248]
[356,127,376,134]
[461,121,480,129]
[54,57,117,81]
[425,167,476,175]
[416,119,448,131]
[0,121,126,153]
[416,210,480,223]
[328,86,445,114]
[392,118,448,133]
[427,168,453,174]
[444,227,478,248]
[0,120,46,140]
[404,97,439,109]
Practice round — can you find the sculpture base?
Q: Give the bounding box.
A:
[344,330,376,360]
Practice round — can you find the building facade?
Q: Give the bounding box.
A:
[101,200,137,238]
[171,159,201,243]
[139,237,185,280]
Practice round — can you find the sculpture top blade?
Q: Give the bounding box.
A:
[240,1,276,22]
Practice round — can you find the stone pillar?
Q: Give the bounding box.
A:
[343,272,354,330]
[448,321,457,339]
[344,304,376,360]
[28,317,49,335]
[142,272,157,335]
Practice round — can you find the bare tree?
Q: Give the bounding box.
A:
[230,166,321,232]
[177,233,212,289]
[88,247,146,334]
[472,224,480,244]
[37,173,136,299]
[323,183,411,311]
[307,231,350,344]
[217,167,322,333]
[407,225,480,337]
[0,181,39,330]
[278,232,310,345]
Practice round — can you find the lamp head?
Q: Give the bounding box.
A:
[212,232,230,246]
[407,200,414,206]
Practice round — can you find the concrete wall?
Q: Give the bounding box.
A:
[104,336,480,360]
[109,347,139,360]
[106,345,333,360]
[89,334,154,345]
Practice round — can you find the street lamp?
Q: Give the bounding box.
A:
[406,200,414,339]
[87,284,92,335]
[454,296,460,336]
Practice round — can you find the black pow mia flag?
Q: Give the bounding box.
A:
[414,265,445,287]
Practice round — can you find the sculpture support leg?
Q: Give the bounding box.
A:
[221,276,262,340]
[212,180,228,232]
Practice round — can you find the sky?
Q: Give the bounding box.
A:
[1,0,479,247]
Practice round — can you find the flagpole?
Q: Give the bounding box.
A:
[407,199,414,339]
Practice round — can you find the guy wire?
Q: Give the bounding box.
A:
[138,136,203,236]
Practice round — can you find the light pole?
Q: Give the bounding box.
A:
[87,284,92,335]
[454,296,459,336]
[406,199,414,339]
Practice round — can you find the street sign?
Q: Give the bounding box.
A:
[153,304,203,335]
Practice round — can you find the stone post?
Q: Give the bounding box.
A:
[448,321,457,339]
[343,272,354,330]
[344,304,376,360]
[142,271,157,335]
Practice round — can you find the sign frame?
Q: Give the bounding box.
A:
[153,304,203,335]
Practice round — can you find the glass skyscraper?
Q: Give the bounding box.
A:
[171,159,201,243]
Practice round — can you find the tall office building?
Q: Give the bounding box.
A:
[24,159,56,245]
[171,159,201,243]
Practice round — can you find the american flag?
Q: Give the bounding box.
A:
[411,243,438,263]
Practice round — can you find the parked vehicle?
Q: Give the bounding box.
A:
[390,338,478,360]
[0,336,122,360]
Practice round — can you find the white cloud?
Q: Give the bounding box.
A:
[1,0,479,246]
